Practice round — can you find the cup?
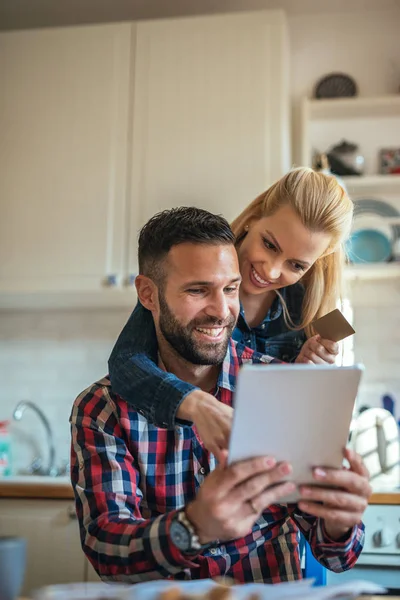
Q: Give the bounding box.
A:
[0,537,27,600]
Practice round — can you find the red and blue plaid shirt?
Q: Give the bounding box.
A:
[70,340,364,584]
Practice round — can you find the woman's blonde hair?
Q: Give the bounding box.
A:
[230,167,353,337]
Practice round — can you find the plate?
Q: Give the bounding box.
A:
[353,199,400,240]
[346,229,392,263]
[314,73,357,98]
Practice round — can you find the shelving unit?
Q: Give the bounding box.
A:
[345,263,400,281]
[304,95,400,120]
[301,94,400,182]
[341,175,400,195]
[300,94,400,282]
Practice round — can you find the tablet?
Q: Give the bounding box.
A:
[228,363,364,503]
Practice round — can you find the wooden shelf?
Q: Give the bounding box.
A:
[306,95,400,119]
[345,263,400,280]
[342,174,400,187]
[342,175,400,196]
[369,491,400,505]
[301,94,400,170]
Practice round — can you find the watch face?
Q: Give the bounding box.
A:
[170,518,192,551]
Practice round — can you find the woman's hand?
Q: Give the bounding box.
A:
[295,335,339,365]
[177,390,233,461]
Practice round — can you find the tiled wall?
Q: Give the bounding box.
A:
[1,278,399,474]
[0,307,132,474]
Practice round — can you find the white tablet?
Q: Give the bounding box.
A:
[228,363,364,503]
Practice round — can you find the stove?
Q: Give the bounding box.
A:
[326,502,400,592]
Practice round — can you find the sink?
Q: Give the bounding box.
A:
[0,475,70,485]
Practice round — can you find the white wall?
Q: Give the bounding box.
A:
[289,8,400,163]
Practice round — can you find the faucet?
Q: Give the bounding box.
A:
[13,401,57,477]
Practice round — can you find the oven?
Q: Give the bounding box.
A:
[326,503,400,594]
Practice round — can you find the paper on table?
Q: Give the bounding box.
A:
[277,579,386,600]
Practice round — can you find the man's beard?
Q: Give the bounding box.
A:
[158,293,236,365]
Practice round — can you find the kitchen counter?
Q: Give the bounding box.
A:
[1,477,398,503]
[369,490,400,505]
[0,475,74,499]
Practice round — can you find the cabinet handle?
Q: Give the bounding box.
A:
[104,274,118,287]
[67,505,77,520]
[127,274,137,287]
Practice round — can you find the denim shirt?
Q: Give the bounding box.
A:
[233,283,306,362]
[108,283,306,429]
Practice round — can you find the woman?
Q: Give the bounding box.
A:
[109,167,353,457]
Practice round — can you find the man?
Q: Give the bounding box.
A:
[70,207,370,584]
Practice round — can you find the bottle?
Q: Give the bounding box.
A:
[0,420,12,477]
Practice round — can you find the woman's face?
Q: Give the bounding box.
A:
[237,204,333,296]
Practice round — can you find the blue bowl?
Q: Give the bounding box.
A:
[346,229,392,263]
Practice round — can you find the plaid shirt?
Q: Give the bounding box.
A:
[70,340,364,584]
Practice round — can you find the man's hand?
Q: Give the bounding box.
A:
[298,449,372,540]
[185,453,295,544]
[295,335,339,365]
[177,390,233,461]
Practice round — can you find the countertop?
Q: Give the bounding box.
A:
[1,477,399,503]
[0,475,74,499]
[369,489,400,505]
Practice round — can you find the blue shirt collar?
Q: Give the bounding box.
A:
[239,292,284,330]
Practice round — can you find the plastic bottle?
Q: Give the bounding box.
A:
[0,420,12,476]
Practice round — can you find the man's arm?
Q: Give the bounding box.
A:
[290,509,365,572]
[70,382,299,582]
[287,449,369,573]
[108,302,197,429]
[292,448,370,572]
[70,382,199,583]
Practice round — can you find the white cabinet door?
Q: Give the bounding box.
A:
[127,10,290,274]
[0,24,132,293]
[0,499,84,595]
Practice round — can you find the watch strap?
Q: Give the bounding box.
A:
[177,509,203,551]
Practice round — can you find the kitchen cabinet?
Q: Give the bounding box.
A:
[0,499,86,595]
[127,10,290,275]
[0,24,131,294]
[0,11,290,303]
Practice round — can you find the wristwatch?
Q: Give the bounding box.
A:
[170,510,206,553]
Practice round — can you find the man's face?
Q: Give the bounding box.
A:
[155,243,241,365]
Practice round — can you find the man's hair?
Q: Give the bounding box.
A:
[138,206,235,284]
